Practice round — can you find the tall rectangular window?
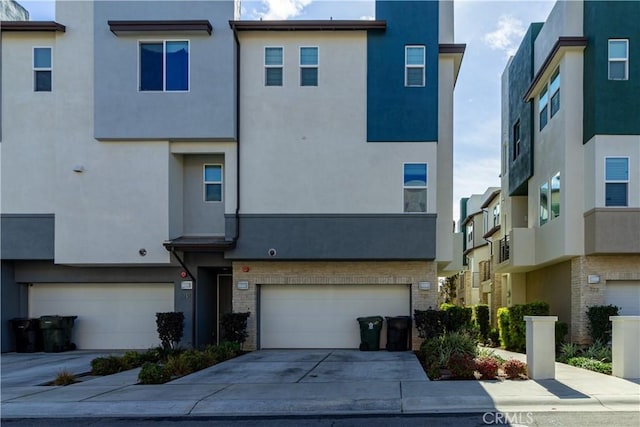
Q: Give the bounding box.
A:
[300,47,318,86]
[204,164,223,202]
[493,203,501,228]
[33,47,52,92]
[403,163,427,213]
[609,39,629,80]
[551,173,560,219]
[539,181,549,226]
[605,157,629,206]
[549,68,560,117]
[265,47,283,86]
[539,85,548,130]
[140,41,189,91]
[405,46,425,87]
[513,120,521,160]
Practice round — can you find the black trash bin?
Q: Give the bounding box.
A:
[356,316,383,351]
[385,316,411,351]
[10,318,41,353]
[40,315,77,353]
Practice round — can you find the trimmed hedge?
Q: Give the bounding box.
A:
[440,303,473,332]
[474,304,490,342]
[496,302,550,352]
[414,304,473,340]
[586,305,618,344]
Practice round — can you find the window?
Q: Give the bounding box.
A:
[265,47,283,86]
[300,47,318,86]
[539,181,549,226]
[549,68,560,117]
[493,203,501,228]
[605,157,629,207]
[33,47,52,92]
[513,120,521,160]
[609,39,629,80]
[551,173,560,219]
[539,85,548,130]
[403,163,427,213]
[140,41,189,91]
[467,223,474,243]
[204,164,223,202]
[405,46,425,87]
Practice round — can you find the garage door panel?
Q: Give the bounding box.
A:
[605,281,640,316]
[29,283,174,350]
[260,284,410,349]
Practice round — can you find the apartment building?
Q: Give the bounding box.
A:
[1,0,464,351]
[498,0,640,344]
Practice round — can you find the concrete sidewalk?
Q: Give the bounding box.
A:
[1,349,638,419]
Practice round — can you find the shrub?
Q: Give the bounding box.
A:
[583,340,611,363]
[558,342,581,363]
[440,303,473,332]
[220,312,250,346]
[488,328,500,348]
[448,353,476,379]
[156,312,185,350]
[503,359,527,379]
[414,309,445,340]
[567,357,612,375]
[555,322,569,348]
[477,348,506,365]
[53,369,77,386]
[586,305,619,344]
[497,307,511,349]
[214,341,242,361]
[138,362,171,384]
[497,302,550,352]
[91,356,125,376]
[121,351,143,370]
[427,362,441,380]
[421,330,478,371]
[475,356,500,380]
[474,304,490,342]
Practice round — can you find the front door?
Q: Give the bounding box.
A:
[216,274,233,344]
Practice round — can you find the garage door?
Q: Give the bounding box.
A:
[605,280,640,316]
[29,283,174,350]
[260,284,410,349]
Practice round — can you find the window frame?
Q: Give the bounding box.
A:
[203,164,223,203]
[138,39,190,92]
[539,181,550,226]
[33,46,52,92]
[493,203,501,228]
[467,222,474,243]
[549,67,560,118]
[550,172,560,219]
[405,45,425,87]
[264,46,284,87]
[299,46,319,87]
[512,120,521,160]
[605,156,629,207]
[539,84,549,130]
[402,162,428,213]
[608,39,629,81]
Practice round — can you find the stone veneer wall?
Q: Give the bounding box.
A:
[232,260,438,351]
[571,255,640,344]
[490,273,503,328]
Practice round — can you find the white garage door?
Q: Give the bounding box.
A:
[605,281,640,316]
[29,283,174,350]
[260,284,410,349]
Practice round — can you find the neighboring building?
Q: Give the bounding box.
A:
[1,0,464,351]
[0,0,28,21]
[499,0,640,344]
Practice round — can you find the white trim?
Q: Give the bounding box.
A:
[405,45,425,87]
[264,46,284,87]
[608,39,629,81]
[32,46,52,92]
[203,163,224,203]
[138,39,190,92]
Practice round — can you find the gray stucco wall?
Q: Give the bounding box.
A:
[93,1,237,140]
[226,214,437,260]
[183,154,225,236]
[1,214,54,260]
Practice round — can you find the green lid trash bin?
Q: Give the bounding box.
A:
[40,315,77,353]
[357,316,383,351]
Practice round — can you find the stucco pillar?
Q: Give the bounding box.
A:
[525,316,558,380]
[609,316,640,379]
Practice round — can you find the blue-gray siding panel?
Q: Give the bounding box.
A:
[226,214,437,260]
[1,214,54,260]
[94,1,237,140]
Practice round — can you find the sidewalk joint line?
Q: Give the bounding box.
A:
[296,350,333,383]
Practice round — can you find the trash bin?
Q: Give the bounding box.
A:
[10,318,41,353]
[385,316,411,351]
[40,315,77,353]
[357,316,383,351]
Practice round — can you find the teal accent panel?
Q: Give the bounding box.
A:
[367,0,439,142]
[583,1,640,142]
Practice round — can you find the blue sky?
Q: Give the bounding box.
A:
[20,0,556,224]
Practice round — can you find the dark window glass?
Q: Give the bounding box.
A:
[140,43,163,91]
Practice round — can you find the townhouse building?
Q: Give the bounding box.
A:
[498,0,640,344]
[1,0,464,351]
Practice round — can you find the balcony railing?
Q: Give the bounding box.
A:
[498,235,510,263]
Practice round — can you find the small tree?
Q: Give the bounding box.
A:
[220,312,250,347]
[156,312,184,350]
[440,274,458,304]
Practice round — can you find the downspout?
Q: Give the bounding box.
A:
[232,23,241,243]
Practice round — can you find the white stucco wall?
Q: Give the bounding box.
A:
[437,56,455,265]
[238,31,438,215]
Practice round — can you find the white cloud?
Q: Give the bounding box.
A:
[483,15,526,56]
[258,0,314,20]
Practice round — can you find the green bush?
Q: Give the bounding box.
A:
[220,312,250,346]
[474,304,490,342]
[448,353,476,379]
[583,340,611,363]
[497,302,550,352]
[557,342,581,363]
[121,351,143,370]
[420,330,478,371]
[586,305,619,344]
[138,362,171,384]
[414,309,445,340]
[214,341,242,361]
[566,357,612,375]
[156,312,185,350]
[488,328,500,347]
[440,303,473,332]
[91,356,125,376]
[497,308,511,349]
[53,369,77,386]
[555,322,569,348]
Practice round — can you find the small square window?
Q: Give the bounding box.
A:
[605,157,629,207]
[608,39,629,80]
[300,47,318,86]
[140,41,189,91]
[265,47,283,86]
[33,47,52,92]
[204,164,223,202]
[403,163,427,213]
[405,46,425,87]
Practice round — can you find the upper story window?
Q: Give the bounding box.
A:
[539,172,561,226]
[549,68,560,117]
[538,67,560,130]
[405,46,425,87]
[467,223,474,243]
[204,164,223,202]
[265,47,283,86]
[513,120,521,160]
[300,47,318,86]
[33,47,52,92]
[493,203,501,228]
[140,40,189,91]
[403,163,427,213]
[539,181,549,226]
[605,157,629,207]
[551,173,560,219]
[608,39,629,80]
[539,84,549,130]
